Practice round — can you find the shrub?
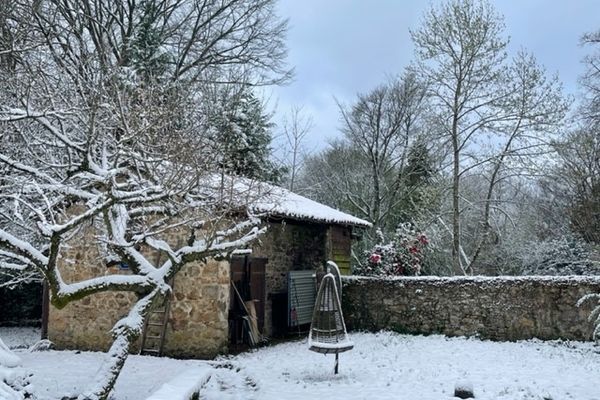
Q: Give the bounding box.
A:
[356,224,429,276]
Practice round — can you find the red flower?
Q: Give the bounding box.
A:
[369,253,382,264]
[418,234,429,245]
[409,246,419,254]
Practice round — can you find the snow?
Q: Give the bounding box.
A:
[251,184,372,228]
[0,330,31,400]
[0,229,49,265]
[204,332,600,400]
[0,339,21,368]
[307,339,354,351]
[344,274,600,285]
[18,350,211,400]
[0,327,41,350]
[7,331,600,400]
[146,367,211,400]
[210,175,372,228]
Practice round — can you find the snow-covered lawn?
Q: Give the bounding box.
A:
[21,351,211,400]
[0,327,41,349]
[2,328,600,400]
[209,332,600,400]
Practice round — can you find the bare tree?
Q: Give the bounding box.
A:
[465,51,568,272]
[282,105,313,191]
[335,73,427,231]
[581,29,600,124]
[411,0,567,274]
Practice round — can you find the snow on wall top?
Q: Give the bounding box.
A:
[207,175,372,228]
[342,275,600,284]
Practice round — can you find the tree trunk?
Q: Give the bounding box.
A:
[451,75,464,276]
[80,335,133,400]
[79,289,163,400]
[467,122,521,273]
[452,143,462,275]
[371,159,381,230]
[290,144,297,192]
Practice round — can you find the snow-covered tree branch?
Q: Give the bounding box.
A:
[0,0,289,398]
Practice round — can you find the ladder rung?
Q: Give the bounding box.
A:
[148,322,164,326]
[153,310,166,313]
[142,349,160,353]
[146,335,161,339]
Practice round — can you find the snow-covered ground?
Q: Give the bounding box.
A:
[208,332,600,400]
[21,351,211,400]
[0,327,41,349]
[2,328,600,400]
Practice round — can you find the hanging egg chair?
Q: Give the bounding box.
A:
[308,272,353,373]
[326,261,343,298]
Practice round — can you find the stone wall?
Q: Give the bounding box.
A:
[342,276,600,341]
[48,225,139,353]
[252,221,328,336]
[48,218,333,357]
[48,220,230,359]
[162,259,230,358]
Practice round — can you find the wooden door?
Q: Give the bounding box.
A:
[249,257,266,333]
[230,256,246,310]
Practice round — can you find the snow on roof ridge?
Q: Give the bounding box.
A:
[252,184,372,228]
[211,174,372,228]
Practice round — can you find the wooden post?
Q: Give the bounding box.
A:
[334,353,339,374]
[41,281,49,340]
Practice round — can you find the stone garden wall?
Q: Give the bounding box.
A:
[342,276,600,341]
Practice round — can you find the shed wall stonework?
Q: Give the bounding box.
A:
[342,276,600,341]
[48,259,230,358]
[48,219,332,358]
[48,220,230,359]
[251,221,328,336]
[48,228,138,353]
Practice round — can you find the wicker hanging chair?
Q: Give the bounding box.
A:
[308,272,353,355]
[326,261,342,298]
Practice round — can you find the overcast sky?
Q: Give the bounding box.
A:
[269,0,600,151]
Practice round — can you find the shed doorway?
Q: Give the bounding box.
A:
[229,256,266,345]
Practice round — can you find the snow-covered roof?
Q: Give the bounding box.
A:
[251,185,372,228]
[209,176,372,228]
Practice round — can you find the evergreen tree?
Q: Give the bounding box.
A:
[404,138,433,187]
[129,0,170,83]
[400,138,439,222]
[209,88,285,183]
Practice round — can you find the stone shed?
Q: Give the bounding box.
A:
[46,183,370,359]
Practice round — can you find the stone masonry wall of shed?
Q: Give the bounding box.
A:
[48,218,335,357]
[342,276,600,341]
[48,220,230,359]
[251,220,328,336]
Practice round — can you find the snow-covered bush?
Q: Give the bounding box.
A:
[517,234,598,276]
[577,293,600,340]
[355,224,429,276]
[0,338,32,400]
[474,230,599,276]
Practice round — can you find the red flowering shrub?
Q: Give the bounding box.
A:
[355,224,429,276]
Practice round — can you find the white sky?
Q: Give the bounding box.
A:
[268,0,600,151]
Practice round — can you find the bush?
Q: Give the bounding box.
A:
[355,224,429,276]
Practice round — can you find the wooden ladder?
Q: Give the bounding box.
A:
[140,295,172,356]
